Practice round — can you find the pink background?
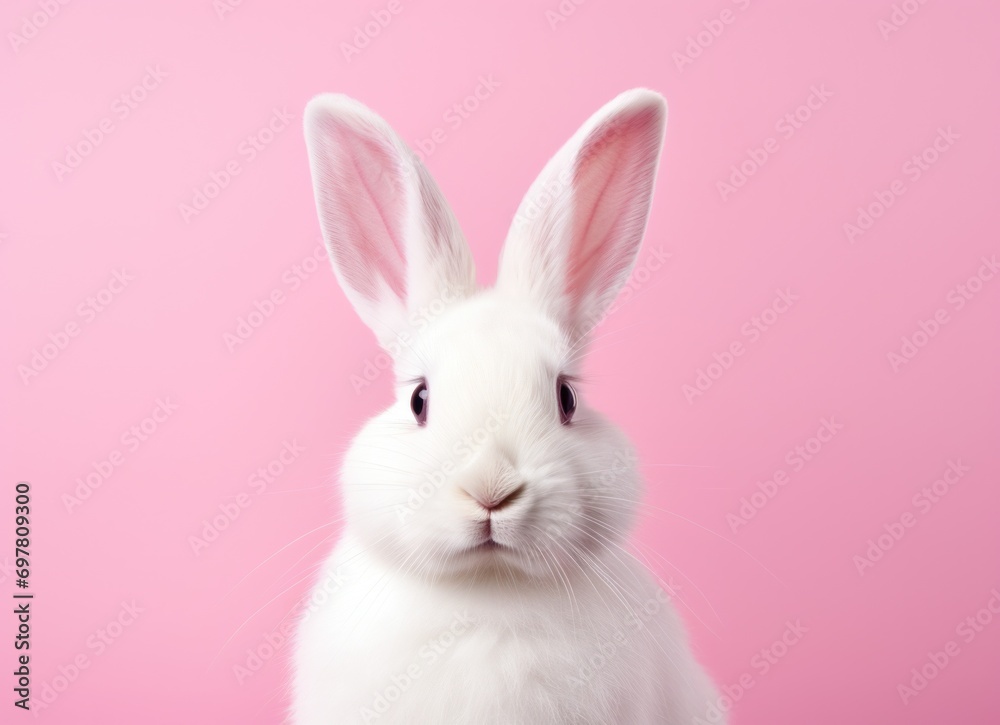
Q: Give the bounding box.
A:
[3,1,999,723]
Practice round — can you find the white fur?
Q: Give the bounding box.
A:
[293,90,722,724]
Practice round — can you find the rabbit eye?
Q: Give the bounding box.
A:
[410,380,428,425]
[558,378,576,425]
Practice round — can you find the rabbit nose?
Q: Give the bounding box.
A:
[464,483,526,513]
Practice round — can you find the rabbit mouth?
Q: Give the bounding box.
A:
[473,538,506,552]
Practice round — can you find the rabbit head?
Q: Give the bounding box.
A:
[304,89,666,583]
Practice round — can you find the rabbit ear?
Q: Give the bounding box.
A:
[496,89,667,344]
[304,94,476,348]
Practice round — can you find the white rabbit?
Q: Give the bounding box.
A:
[292,89,722,725]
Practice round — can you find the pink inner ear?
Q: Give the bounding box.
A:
[565,106,661,319]
[319,120,408,302]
